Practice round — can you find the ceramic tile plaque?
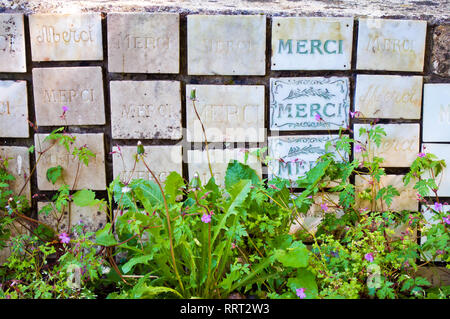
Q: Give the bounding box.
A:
[0,146,30,200]
[354,75,422,119]
[268,135,347,184]
[270,77,350,131]
[110,81,181,139]
[112,145,182,183]
[187,15,266,75]
[422,144,450,197]
[29,13,103,61]
[186,85,265,142]
[35,133,106,190]
[423,84,450,142]
[187,149,262,186]
[0,14,26,72]
[356,18,427,72]
[355,175,418,211]
[0,81,28,137]
[271,17,353,70]
[354,124,420,167]
[33,67,105,126]
[107,13,179,73]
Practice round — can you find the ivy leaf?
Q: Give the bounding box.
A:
[46,165,62,184]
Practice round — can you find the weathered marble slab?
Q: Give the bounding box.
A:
[353,124,420,167]
[187,15,266,75]
[355,175,418,211]
[0,14,26,72]
[38,202,106,236]
[35,133,106,190]
[270,77,350,131]
[354,75,422,119]
[110,81,181,139]
[268,135,348,183]
[112,145,182,183]
[33,67,105,126]
[107,13,179,73]
[0,146,30,200]
[356,18,427,72]
[29,13,103,61]
[186,85,265,142]
[271,17,353,70]
[0,80,28,137]
[187,148,262,186]
[422,84,450,142]
[289,193,343,235]
[422,143,450,197]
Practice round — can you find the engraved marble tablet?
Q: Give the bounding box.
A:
[0,146,30,200]
[32,67,105,126]
[356,18,427,72]
[422,84,450,142]
[107,13,179,73]
[0,80,28,137]
[271,17,353,70]
[29,13,103,61]
[270,77,350,131]
[0,14,26,72]
[354,75,422,119]
[187,15,266,75]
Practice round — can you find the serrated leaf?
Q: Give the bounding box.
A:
[46,165,62,184]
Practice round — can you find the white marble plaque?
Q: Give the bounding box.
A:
[270,77,350,131]
[271,17,353,70]
[0,14,26,72]
[0,80,28,137]
[423,84,450,142]
[0,146,30,200]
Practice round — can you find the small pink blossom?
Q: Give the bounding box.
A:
[314,113,322,121]
[58,232,70,244]
[364,252,374,262]
[320,203,329,212]
[350,111,361,118]
[62,105,69,113]
[268,184,280,190]
[417,152,426,158]
[434,202,443,212]
[355,144,364,153]
[443,216,450,225]
[201,214,211,224]
[231,243,237,249]
[296,288,306,299]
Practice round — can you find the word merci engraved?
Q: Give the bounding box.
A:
[270,77,350,130]
[29,13,103,61]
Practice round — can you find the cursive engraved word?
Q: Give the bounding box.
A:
[44,89,94,103]
[358,84,420,108]
[199,104,259,123]
[36,25,95,44]
[365,35,415,53]
[378,139,416,153]
[0,101,11,115]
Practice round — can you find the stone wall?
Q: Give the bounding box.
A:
[0,1,449,278]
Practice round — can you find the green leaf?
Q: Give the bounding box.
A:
[72,189,99,207]
[225,160,260,191]
[46,165,62,184]
[95,223,118,247]
[275,241,310,268]
[131,179,164,212]
[288,268,318,299]
[164,172,185,203]
[122,255,153,274]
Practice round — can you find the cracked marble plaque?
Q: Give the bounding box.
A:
[107,13,179,73]
[187,15,266,75]
[268,135,347,184]
[112,145,182,183]
[423,84,450,142]
[270,77,350,131]
[356,18,427,72]
[29,13,103,61]
[0,146,30,200]
[35,133,106,190]
[422,143,450,197]
[355,175,418,211]
[186,85,265,142]
[110,81,181,139]
[187,148,262,186]
[33,67,105,126]
[0,80,28,137]
[0,14,26,72]
[354,124,420,167]
[354,75,422,119]
[271,17,353,70]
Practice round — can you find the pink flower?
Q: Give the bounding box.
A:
[320,203,329,212]
[364,252,374,262]
[443,216,450,225]
[296,288,306,299]
[314,113,322,121]
[268,184,280,190]
[434,202,443,212]
[62,105,69,113]
[355,144,364,153]
[417,152,426,158]
[58,232,70,244]
[201,214,211,223]
[350,111,361,118]
[231,243,237,249]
